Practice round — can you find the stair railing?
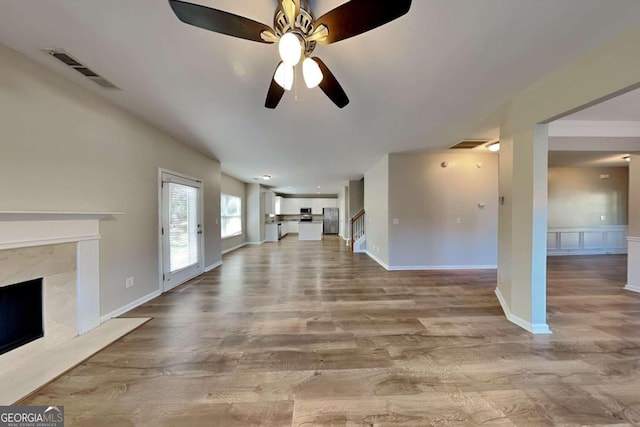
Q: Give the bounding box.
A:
[350,209,365,252]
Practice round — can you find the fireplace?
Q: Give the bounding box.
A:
[0,278,44,355]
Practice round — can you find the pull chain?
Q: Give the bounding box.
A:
[294,65,299,103]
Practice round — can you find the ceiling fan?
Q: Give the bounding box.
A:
[168,0,412,109]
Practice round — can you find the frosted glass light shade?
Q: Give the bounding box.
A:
[488,142,500,152]
[302,57,323,89]
[274,63,294,91]
[279,32,303,66]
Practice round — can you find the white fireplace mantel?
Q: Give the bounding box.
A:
[0,211,123,251]
[0,211,124,333]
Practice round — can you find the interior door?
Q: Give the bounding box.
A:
[161,172,203,292]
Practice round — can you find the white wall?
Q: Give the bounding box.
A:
[364,155,390,267]
[627,157,640,238]
[221,174,247,252]
[0,44,222,316]
[338,185,347,238]
[348,179,365,218]
[246,183,264,244]
[548,167,628,227]
[388,152,499,269]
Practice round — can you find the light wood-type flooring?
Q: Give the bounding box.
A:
[21,236,640,426]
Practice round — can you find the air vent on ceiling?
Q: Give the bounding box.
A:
[43,49,120,90]
[450,139,491,149]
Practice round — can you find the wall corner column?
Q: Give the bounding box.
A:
[497,123,551,334]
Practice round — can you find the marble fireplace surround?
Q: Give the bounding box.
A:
[0,212,149,404]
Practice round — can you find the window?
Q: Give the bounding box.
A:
[221,194,242,238]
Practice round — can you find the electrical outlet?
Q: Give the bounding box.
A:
[600,215,606,221]
[456,218,461,224]
[125,277,134,289]
[393,218,400,225]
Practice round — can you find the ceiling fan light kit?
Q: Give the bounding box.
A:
[274,62,294,91]
[168,0,412,109]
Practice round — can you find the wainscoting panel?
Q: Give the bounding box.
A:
[548,225,628,256]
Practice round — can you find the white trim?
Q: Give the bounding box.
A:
[494,288,552,335]
[205,260,223,272]
[628,236,640,242]
[547,225,628,256]
[624,284,640,293]
[100,289,161,323]
[548,249,627,256]
[388,264,497,271]
[0,211,123,221]
[245,241,266,245]
[365,251,390,270]
[0,234,101,251]
[222,242,247,255]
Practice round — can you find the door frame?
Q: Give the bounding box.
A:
[158,168,205,293]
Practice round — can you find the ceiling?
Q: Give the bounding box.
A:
[1,1,640,194]
[548,151,630,168]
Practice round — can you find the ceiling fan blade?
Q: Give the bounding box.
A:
[312,58,349,108]
[169,0,275,44]
[315,0,412,45]
[282,0,301,28]
[265,63,286,109]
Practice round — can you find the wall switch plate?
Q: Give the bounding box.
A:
[393,218,400,225]
[456,218,461,224]
[125,277,134,288]
[600,215,606,221]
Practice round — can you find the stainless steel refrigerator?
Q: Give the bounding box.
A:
[322,208,339,234]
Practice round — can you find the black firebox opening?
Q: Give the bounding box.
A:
[0,278,44,355]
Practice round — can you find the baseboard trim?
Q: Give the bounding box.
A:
[548,249,627,256]
[222,242,246,255]
[624,284,640,294]
[245,241,266,245]
[205,260,223,272]
[388,265,497,271]
[494,288,552,335]
[100,289,161,323]
[365,251,390,270]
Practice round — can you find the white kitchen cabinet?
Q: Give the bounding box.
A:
[282,198,297,214]
[264,191,275,215]
[275,196,282,215]
[265,223,278,242]
[311,199,320,214]
[287,221,299,233]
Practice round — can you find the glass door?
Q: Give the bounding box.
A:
[161,172,203,291]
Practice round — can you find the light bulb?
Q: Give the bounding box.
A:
[302,57,323,89]
[279,32,303,66]
[488,142,500,152]
[274,63,294,91]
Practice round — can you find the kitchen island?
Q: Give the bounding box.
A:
[298,221,323,241]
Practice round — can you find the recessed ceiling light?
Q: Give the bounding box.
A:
[317,186,321,188]
[261,175,272,181]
